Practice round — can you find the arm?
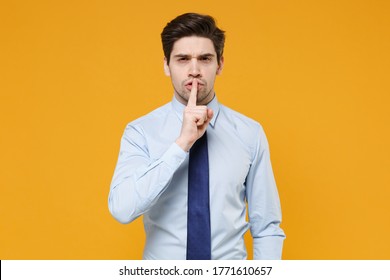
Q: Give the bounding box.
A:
[109,81,213,224]
[108,123,187,224]
[246,125,286,259]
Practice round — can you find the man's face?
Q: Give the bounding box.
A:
[164,36,224,105]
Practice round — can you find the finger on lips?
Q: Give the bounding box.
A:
[185,79,212,126]
[188,79,198,107]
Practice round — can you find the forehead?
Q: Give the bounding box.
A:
[171,36,216,56]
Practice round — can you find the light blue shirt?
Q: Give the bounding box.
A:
[108,95,285,259]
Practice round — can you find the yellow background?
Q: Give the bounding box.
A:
[1,0,389,259]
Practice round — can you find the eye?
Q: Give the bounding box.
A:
[178,57,189,62]
[200,56,213,63]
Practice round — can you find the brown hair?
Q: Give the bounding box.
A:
[161,13,225,65]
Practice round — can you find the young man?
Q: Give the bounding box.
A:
[109,13,285,260]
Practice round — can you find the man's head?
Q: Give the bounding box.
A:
[161,13,225,66]
[161,13,225,105]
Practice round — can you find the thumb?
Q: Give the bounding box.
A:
[207,108,214,120]
[201,108,214,128]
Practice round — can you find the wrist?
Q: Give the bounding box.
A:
[175,137,193,152]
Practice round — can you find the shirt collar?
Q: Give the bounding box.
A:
[172,94,220,128]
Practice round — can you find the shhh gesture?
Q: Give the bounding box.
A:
[175,79,214,152]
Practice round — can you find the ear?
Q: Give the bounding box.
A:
[216,56,224,75]
[163,57,170,76]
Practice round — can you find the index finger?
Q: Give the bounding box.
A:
[187,79,198,106]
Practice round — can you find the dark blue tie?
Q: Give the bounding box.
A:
[186,132,211,260]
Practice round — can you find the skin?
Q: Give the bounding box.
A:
[163,36,224,152]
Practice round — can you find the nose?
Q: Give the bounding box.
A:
[189,58,201,77]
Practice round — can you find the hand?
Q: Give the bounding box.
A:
[176,80,213,152]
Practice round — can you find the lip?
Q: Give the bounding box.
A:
[185,83,204,91]
[185,79,204,86]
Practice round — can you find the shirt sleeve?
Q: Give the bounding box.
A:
[246,125,286,259]
[108,123,187,224]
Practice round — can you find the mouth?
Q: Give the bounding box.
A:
[185,80,204,90]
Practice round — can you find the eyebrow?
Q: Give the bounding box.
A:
[173,53,215,58]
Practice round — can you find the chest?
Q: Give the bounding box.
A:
[208,129,252,189]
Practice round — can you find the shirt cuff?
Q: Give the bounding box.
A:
[253,236,285,260]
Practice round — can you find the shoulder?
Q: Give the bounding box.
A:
[130,102,172,126]
[122,102,172,132]
[219,103,263,135]
[218,103,268,157]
